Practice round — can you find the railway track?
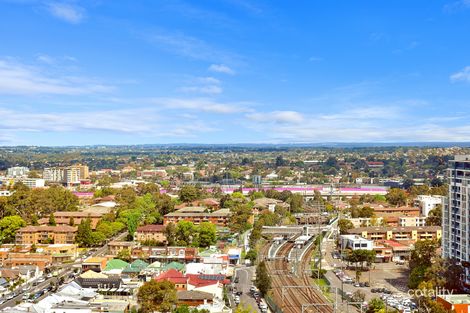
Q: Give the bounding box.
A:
[264,238,334,313]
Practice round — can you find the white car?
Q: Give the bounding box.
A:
[234,296,240,304]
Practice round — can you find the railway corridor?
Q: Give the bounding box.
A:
[265,239,334,313]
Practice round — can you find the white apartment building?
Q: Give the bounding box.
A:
[0,190,12,197]
[18,178,45,188]
[43,166,85,185]
[7,166,29,178]
[340,234,373,251]
[415,195,443,217]
[43,167,65,182]
[443,155,470,284]
[398,216,427,227]
[349,217,384,228]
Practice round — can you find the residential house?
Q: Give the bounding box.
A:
[82,257,108,273]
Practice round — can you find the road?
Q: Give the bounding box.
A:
[234,266,260,312]
[0,231,128,311]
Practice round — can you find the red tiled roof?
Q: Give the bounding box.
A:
[137,224,165,233]
[17,225,77,233]
[186,274,230,288]
[155,269,187,284]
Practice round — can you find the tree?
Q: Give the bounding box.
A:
[410,240,439,270]
[275,155,287,167]
[48,213,56,226]
[176,221,196,246]
[178,185,200,203]
[165,223,176,246]
[90,231,106,246]
[137,280,177,313]
[288,194,303,213]
[31,214,39,226]
[358,206,374,218]
[116,248,132,262]
[352,290,365,302]
[197,222,217,248]
[338,219,354,234]
[426,205,442,226]
[75,218,93,247]
[385,188,407,206]
[229,204,253,233]
[366,298,385,313]
[0,215,26,243]
[255,261,271,296]
[233,305,257,313]
[245,249,257,264]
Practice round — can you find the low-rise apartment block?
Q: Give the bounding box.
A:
[164,207,231,227]
[38,211,103,229]
[340,235,373,251]
[398,216,427,227]
[414,195,443,217]
[135,224,166,243]
[15,225,77,245]
[346,226,441,242]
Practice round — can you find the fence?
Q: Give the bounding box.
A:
[265,294,284,313]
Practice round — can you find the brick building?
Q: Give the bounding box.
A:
[15,225,77,245]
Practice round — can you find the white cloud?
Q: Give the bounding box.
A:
[450,66,470,82]
[0,58,113,95]
[36,54,55,64]
[147,31,238,64]
[0,107,216,138]
[180,85,223,95]
[208,64,235,75]
[46,2,85,24]
[246,111,304,124]
[197,76,221,84]
[150,97,250,114]
[179,76,223,95]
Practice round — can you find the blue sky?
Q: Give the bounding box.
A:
[1,0,470,145]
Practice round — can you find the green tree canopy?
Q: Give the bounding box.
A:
[137,280,177,313]
[197,222,217,248]
[255,261,271,296]
[0,215,26,243]
[338,219,354,234]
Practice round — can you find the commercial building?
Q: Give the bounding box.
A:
[346,226,441,242]
[15,225,77,245]
[415,195,443,217]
